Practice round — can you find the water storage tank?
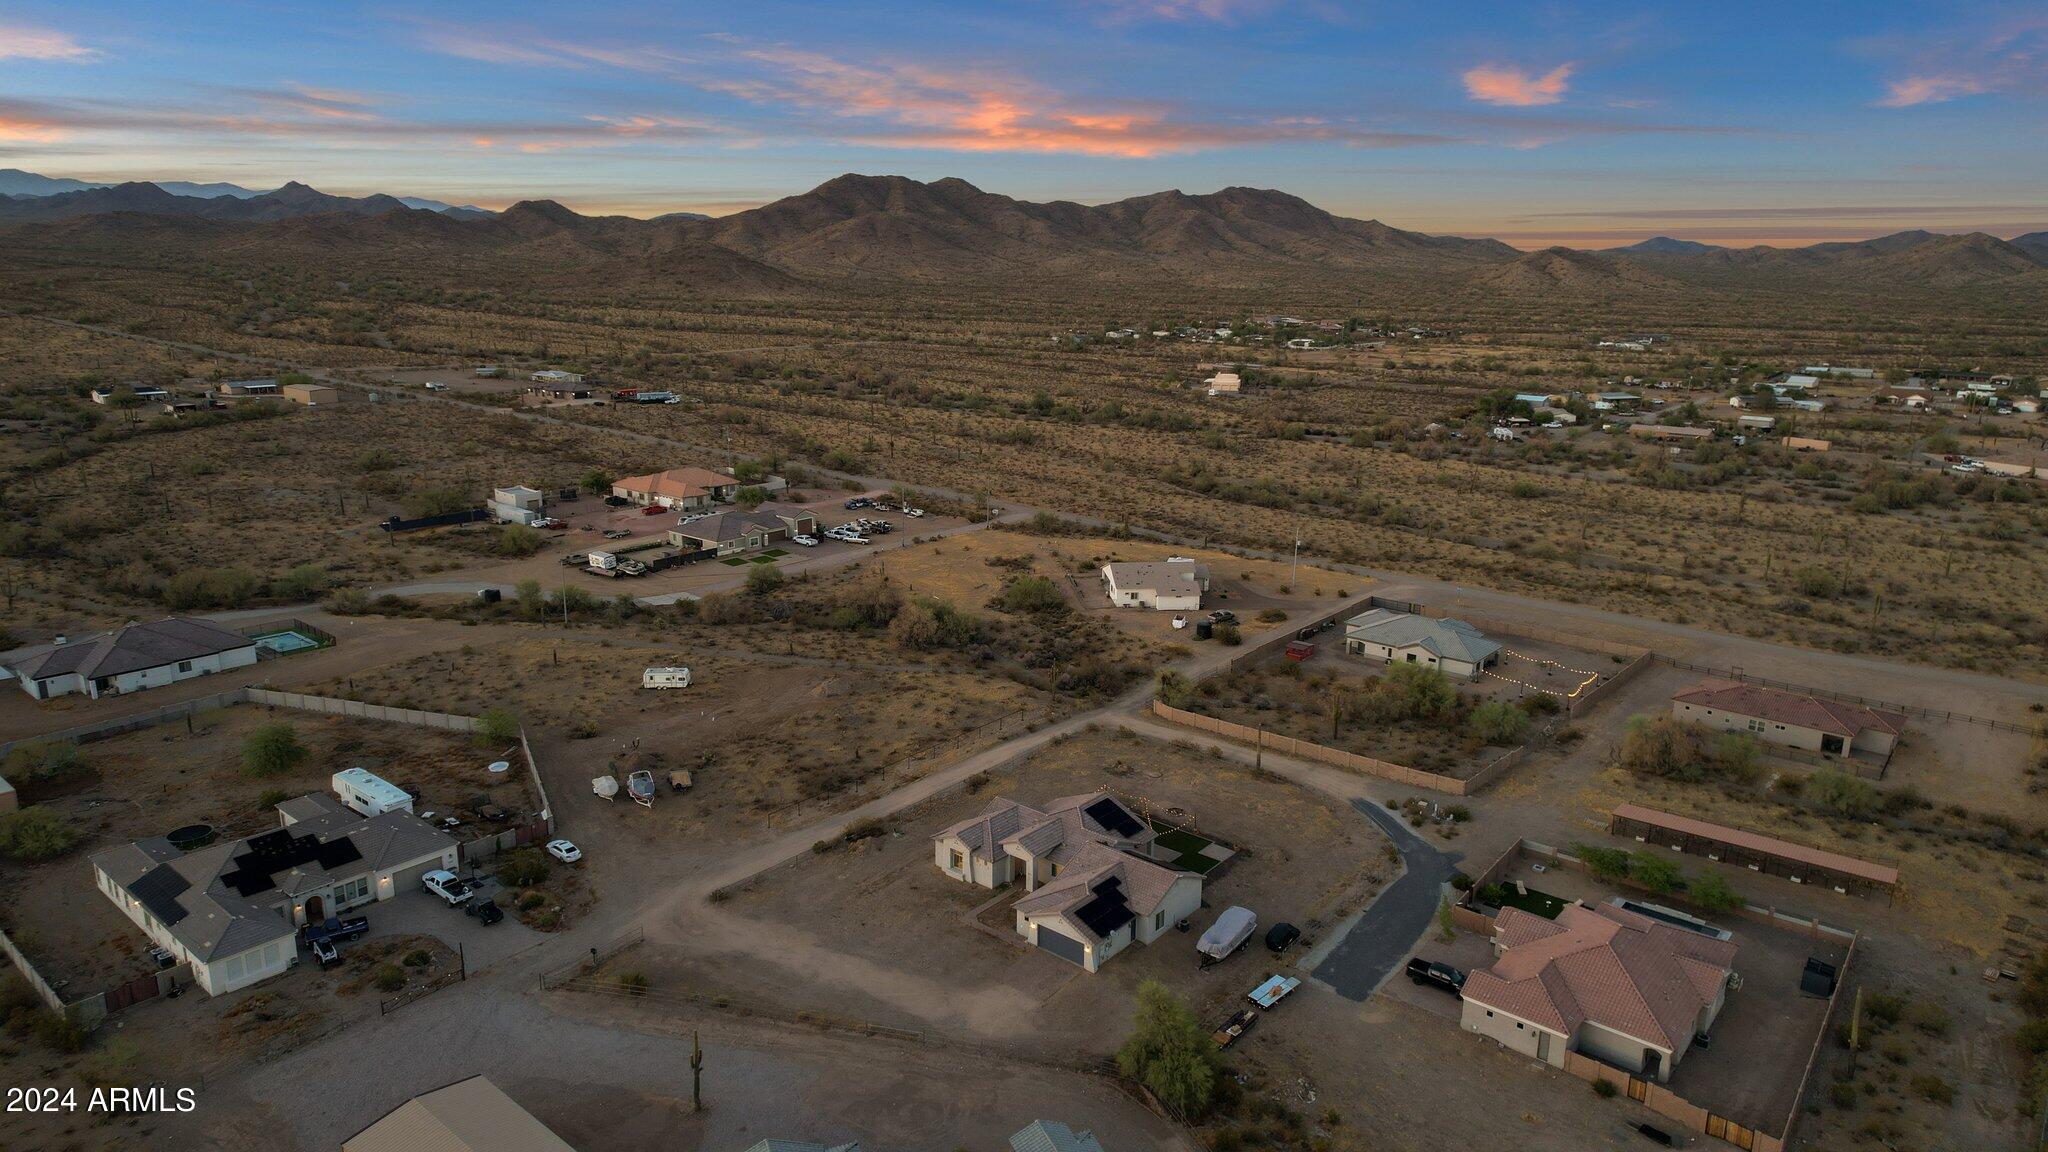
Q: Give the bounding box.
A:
[1195,621,1214,640]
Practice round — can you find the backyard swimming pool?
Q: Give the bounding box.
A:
[251,629,322,654]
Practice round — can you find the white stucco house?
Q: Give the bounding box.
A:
[1460,902,1738,1083]
[488,485,546,525]
[1342,608,1501,681]
[10,617,259,701]
[1100,561,1209,611]
[91,793,458,996]
[933,792,1202,972]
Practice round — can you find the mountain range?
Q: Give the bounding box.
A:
[0,168,488,216]
[1,171,2043,296]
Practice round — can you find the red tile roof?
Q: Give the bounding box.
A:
[1611,803,1900,886]
[1463,904,1737,1052]
[1671,679,1904,740]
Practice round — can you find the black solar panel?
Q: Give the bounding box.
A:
[219,829,362,897]
[1085,798,1142,838]
[1073,876,1136,938]
[130,864,191,926]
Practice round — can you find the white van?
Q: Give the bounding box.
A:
[642,667,692,690]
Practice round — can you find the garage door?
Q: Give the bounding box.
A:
[1034,925,1087,968]
[388,860,440,894]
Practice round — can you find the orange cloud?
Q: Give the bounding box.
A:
[1463,62,1575,107]
[0,114,65,143]
[0,23,101,63]
[709,46,1444,157]
[1876,75,1990,107]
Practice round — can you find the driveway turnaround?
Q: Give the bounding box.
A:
[1310,799,1459,1000]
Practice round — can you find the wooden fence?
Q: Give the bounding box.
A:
[1149,700,1517,795]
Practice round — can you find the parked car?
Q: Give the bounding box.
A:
[560,553,589,567]
[791,534,819,547]
[466,898,504,926]
[547,839,582,864]
[423,381,447,391]
[602,529,631,539]
[1265,922,1301,953]
[640,504,666,516]
[839,534,870,545]
[1208,610,1238,624]
[421,869,474,906]
[844,497,873,509]
[603,495,630,507]
[1405,957,1466,997]
[904,507,925,518]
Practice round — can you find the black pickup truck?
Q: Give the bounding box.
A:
[1406,957,1467,997]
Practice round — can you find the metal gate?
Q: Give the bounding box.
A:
[1706,1115,1755,1150]
[103,971,162,1014]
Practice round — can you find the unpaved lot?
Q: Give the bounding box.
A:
[644,727,1393,1062]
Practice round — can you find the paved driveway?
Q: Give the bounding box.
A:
[1309,799,1459,1000]
[359,888,546,974]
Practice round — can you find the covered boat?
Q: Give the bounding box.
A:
[627,769,656,807]
[1198,906,1257,965]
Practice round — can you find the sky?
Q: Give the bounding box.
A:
[3,1,2046,248]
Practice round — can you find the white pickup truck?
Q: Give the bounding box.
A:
[421,869,474,906]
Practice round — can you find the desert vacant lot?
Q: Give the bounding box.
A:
[873,526,1363,643]
[324,632,1048,835]
[0,706,504,995]
[655,727,1393,1062]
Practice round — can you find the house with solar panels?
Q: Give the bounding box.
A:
[89,792,457,996]
[932,791,1202,972]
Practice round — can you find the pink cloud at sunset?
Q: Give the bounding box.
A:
[0,23,102,62]
[1462,63,1575,107]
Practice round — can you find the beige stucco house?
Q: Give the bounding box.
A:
[1671,680,1904,766]
[1100,561,1209,611]
[933,792,1202,972]
[91,792,457,996]
[1461,902,1738,1083]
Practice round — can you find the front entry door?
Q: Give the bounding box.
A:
[304,895,324,924]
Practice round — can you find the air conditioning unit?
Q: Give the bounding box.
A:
[1728,972,1744,991]
[1706,854,1721,862]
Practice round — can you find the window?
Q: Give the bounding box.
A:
[1154,911,1165,931]
[178,660,193,673]
[949,850,964,871]
[1747,719,1765,734]
[1515,1022,1524,1030]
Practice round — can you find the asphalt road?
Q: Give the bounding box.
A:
[1309,798,1459,1000]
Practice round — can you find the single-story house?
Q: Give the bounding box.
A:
[613,466,744,510]
[668,503,817,556]
[343,1075,577,1152]
[529,369,584,385]
[1011,1120,1107,1152]
[10,617,259,700]
[933,792,1202,972]
[1100,561,1209,611]
[218,378,280,398]
[488,485,546,525]
[90,385,170,405]
[1204,372,1241,396]
[282,382,339,406]
[1628,424,1714,443]
[1590,392,1641,411]
[1672,679,1904,765]
[1803,365,1876,380]
[1462,902,1738,1083]
[92,792,457,996]
[1872,386,1938,409]
[527,383,592,400]
[1343,608,1500,680]
[1736,414,1776,431]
